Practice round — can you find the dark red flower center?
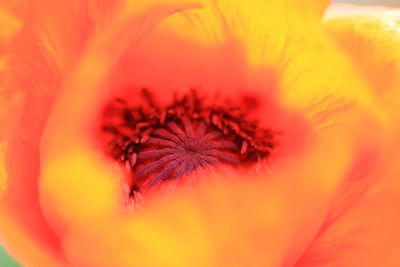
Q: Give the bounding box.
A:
[101,89,274,199]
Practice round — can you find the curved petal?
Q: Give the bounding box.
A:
[295,168,400,267]
[0,206,67,267]
[40,0,203,224]
[293,5,400,266]
[0,2,66,266]
[0,0,125,266]
[323,3,400,221]
[42,116,356,266]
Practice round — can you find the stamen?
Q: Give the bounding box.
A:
[102,89,274,203]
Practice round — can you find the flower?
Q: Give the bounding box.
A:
[0,1,399,266]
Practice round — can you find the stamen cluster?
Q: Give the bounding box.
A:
[102,89,274,193]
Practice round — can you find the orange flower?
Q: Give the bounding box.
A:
[0,1,399,266]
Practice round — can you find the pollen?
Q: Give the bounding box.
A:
[102,89,274,198]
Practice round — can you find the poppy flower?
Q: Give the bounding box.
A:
[0,0,399,266]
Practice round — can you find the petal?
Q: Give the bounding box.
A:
[293,5,400,266]
[0,0,125,266]
[0,206,67,267]
[44,131,356,266]
[295,165,400,267]
[324,4,400,121]
[0,6,22,46]
[107,0,388,132]
[323,3,400,223]
[40,0,203,224]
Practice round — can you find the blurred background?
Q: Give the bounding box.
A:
[335,0,400,6]
[0,0,399,266]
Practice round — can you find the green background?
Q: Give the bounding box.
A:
[0,0,399,266]
[0,246,20,267]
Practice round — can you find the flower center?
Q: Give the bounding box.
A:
[101,89,274,198]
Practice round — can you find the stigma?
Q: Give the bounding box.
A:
[136,118,240,186]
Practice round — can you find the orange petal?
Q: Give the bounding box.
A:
[292,5,400,266]
[295,163,400,267]
[0,205,67,267]
[0,0,128,266]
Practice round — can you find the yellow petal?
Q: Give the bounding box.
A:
[54,132,354,266]
[0,7,21,45]
[324,4,400,122]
